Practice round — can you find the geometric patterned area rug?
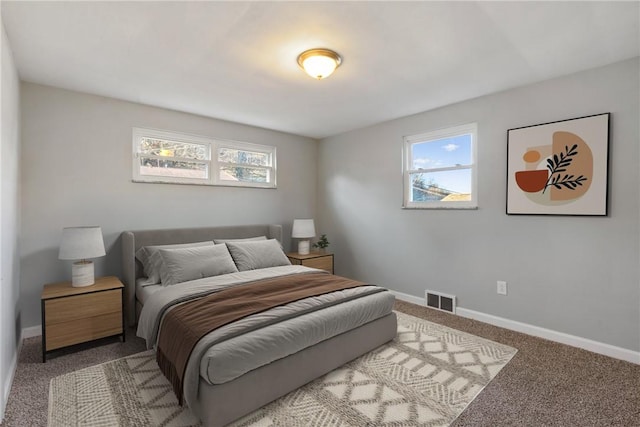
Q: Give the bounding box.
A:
[48,312,517,427]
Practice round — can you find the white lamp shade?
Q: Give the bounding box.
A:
[292,219,316,238]
[59,226,106,260]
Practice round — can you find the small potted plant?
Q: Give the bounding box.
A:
[313,234,330,253]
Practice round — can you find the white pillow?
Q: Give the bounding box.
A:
[226,239,291,272]
[213,236,267,244]
[135,241,214,284]
[157,244,238,286]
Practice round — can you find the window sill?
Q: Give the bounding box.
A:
[132,179,277,189]
[402,205,478,210]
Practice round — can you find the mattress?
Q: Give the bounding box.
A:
[135,278,162,305]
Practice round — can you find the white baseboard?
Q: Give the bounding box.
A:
[1,324,43,421]
[3,344,17,401]
[0,350,16,422]
[1,325,26,422]
[21,325,42,339]
[390,290,424,306]
[391,290,640,365]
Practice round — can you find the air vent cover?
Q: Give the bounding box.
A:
[424,290,456,314]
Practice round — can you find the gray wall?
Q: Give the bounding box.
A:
[318,58,639,352]
[20,83,318,329]
[0,19,21,420]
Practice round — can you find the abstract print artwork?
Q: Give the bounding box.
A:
[507,113,610,215]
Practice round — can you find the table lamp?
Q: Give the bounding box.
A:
[292,219,316,255]
[58,226,106,287]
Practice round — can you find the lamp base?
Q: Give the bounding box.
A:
[298,240,311,255]
[71,260,95,287]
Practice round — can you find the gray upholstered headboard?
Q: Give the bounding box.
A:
[121,224,283,325]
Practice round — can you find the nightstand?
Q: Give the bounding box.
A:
[287,252,334,274]
[41,276,125,362]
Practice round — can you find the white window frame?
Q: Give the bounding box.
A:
[132,127,276,188]
[403,122,477,209]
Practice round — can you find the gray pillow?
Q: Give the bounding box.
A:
[226,239,291,271]
[135,241,214,284]
[157,244,238,286]
[213,236,267,244]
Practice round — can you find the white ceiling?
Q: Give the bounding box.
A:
[2,1,639,139]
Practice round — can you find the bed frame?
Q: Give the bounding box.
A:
[121,224,397,426]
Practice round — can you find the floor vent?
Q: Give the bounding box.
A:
[425,290,456,314]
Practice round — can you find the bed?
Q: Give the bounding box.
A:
[121,224,397,426]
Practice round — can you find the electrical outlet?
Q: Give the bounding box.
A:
[497,281,507,295]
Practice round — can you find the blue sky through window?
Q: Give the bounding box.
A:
[411,134,472,194]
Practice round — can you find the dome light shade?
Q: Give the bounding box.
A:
[297,48,342,80]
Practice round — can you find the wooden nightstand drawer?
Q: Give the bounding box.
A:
[46,311,123,351]
[302,256,333,272]
[287,252,334,274]
[41,276,125,362]
[45,289,121,324]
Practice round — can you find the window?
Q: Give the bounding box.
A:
[132,128,276,188]
[403,123,477,209]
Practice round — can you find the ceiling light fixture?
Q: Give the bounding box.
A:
[297,48,342,80]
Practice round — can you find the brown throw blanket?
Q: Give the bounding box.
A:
[156,272,368,404]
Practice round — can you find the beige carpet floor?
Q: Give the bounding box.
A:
[2,300,639,426]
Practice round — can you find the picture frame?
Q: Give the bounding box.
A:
[506,113,610,216]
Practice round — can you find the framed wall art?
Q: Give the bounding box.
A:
[506,113,610,216]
